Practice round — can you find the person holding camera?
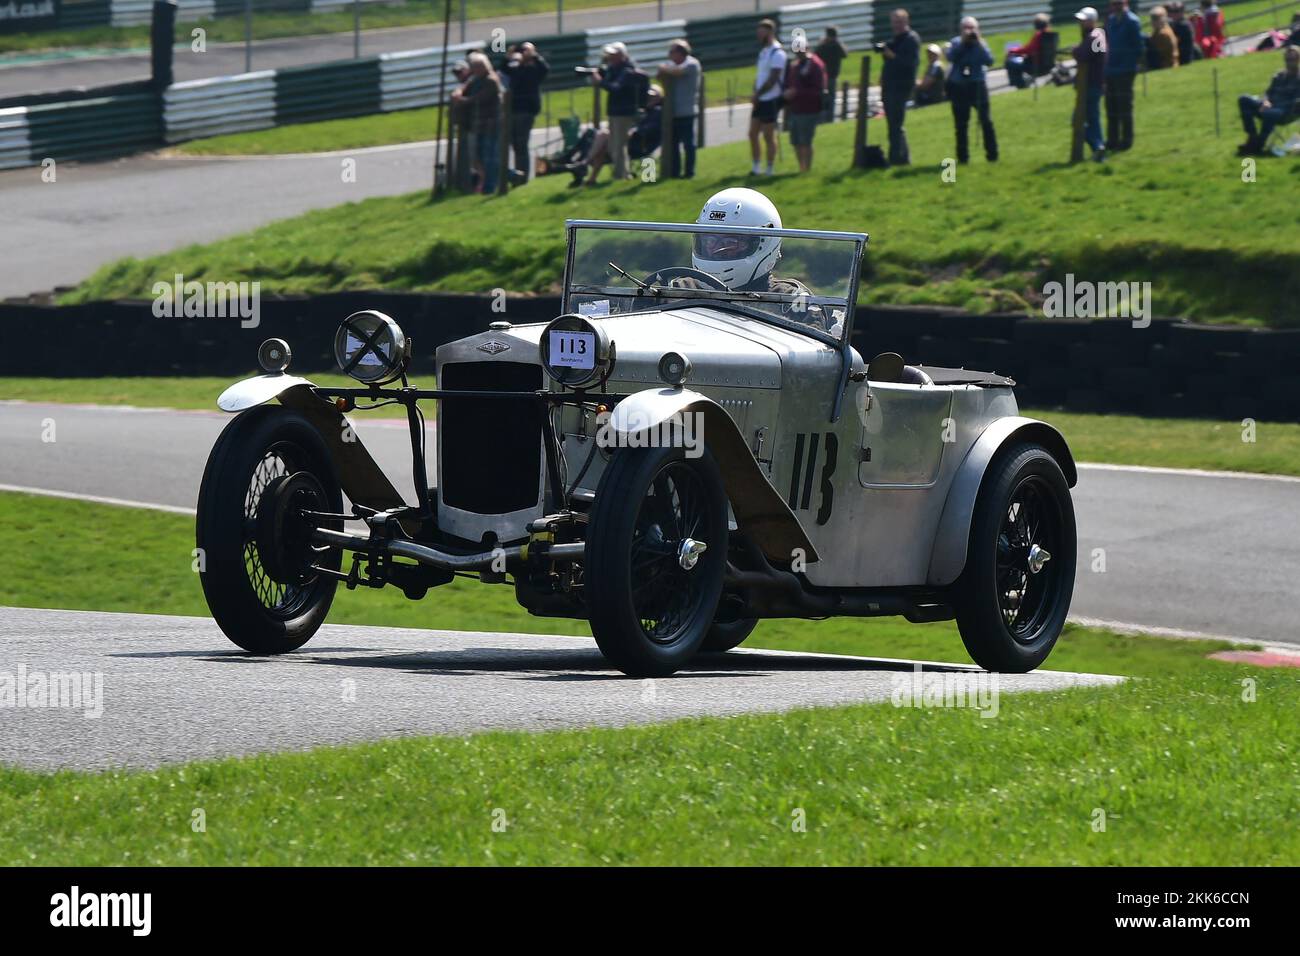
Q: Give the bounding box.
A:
[879,9,921,166]
[946,16,998,164]
[589,41,642,182]
[501,41,549,183]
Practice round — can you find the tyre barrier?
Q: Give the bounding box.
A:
[2,296,1297,421]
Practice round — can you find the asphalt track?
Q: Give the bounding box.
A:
[1,400,1297,648]
[0,606,1123,771]
[0,0,761,99]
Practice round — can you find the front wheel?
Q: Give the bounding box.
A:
[585,445,729,677]
[196,406,343,655]
[952,443,1076,672]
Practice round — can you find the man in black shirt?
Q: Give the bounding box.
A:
[1167,2,1198,64]
[501,42,550,182]
[814,25,849,118]
[879,8,921,165]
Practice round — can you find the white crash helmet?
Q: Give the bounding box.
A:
[692,188,783,290]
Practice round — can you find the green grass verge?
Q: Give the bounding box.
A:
[4,668,1293,865]
[2,490,1290,865]
[74,52,1300,326]
[5,379,1300,475]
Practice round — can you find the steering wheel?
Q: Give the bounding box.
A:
[640,267,729,292]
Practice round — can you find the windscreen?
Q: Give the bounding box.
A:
[565,224,861,342]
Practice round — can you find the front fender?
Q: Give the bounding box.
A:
[926,416,1076,587]
[217,373,317,412]
[217,375,408,512]
[609,387,819,564]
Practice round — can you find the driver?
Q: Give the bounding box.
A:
[687,187,829,329]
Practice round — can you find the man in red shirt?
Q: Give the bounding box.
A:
[784,41,827,172]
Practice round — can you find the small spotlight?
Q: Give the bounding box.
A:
[258,338,292,374]
[657,351,692,386]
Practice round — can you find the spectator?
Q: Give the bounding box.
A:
[500,42,549,183]
[1255,12,1300,50]
[1104,0,1141,151]
[1147,7,1179,69]
[1238,45,1300,155]
[749,18,787,175]
[1074,6,1108,162]
[1005,13,1052,89]
[454,52,503,194]
[915,43,947,106]
[590,41,643,182]
[1290,12,1300,47]
[1168,2,1198,65]
[657,39,701,179]
[1191,0,1225,59]
[880,8,921,165]
[946,16,998,163]
[814,25,849,118]
[580,86,665,185]
[784,39,827,171]
[448,59,474,190]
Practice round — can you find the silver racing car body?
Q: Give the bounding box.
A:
[200,217,1078,677]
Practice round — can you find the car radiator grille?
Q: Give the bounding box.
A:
[439,361,543,515]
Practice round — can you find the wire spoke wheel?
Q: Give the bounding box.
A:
[197,407,343,655]
[953,443,1076,673]
[631,462,712,645]
[586,446,729,677]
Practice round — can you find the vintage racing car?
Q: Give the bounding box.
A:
[197,188,1077,677]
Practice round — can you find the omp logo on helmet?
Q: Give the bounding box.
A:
[708,210,727,220]
[477,341,510,355]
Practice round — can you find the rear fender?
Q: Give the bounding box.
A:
[609,387,819,564]
[926,417,1076,587]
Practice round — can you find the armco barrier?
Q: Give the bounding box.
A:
[0,108,33,170]
[24,91,161,163]
[585,19,688,68]
[163,71,276,143]
[378,43,480,114]
[779,0,874,51]
[686,12,782,71]
[3,296,1297,421]
[274,57,382,125]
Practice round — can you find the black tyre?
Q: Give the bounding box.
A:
[952,443,1076,672]
[701,616,759,653]
[196,406,343,654]
[585,445,729,677]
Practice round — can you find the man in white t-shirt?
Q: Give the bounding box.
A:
[749,18,787,175]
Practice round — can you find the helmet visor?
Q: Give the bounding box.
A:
[693,233,763,261]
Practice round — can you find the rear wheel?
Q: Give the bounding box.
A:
[952,443,1075,672]
[196,406,343,654]
[585,445,729,677]
[701,616,759,652]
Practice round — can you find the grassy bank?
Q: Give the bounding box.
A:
[73,52,1299,325]
[3,490,1291,865]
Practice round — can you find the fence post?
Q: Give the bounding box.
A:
[1070,61,1087,162]
[661,74,675,180]
[1213,67,1220,137]
[840,80,847,120]
[150,0,178,90]
[593,78,602,128]
[852,55,871,167]
[498,88,512,195]
[353,0,361,59]
[697,74,706,148]
[244,0,252,73]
